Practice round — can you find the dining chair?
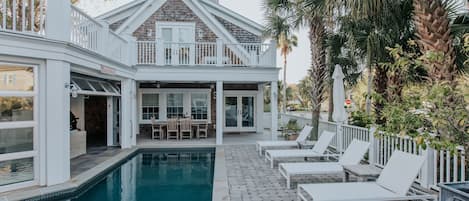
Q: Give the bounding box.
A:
[167,118,179,140]
[151,117,163,140]
[198,121,208,139]
[180,118,192,140]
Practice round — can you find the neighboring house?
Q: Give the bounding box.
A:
[0,0,278,193]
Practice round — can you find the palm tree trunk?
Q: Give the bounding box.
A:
[328,84,333,121]
[326,46,333,122]
[283,53,288,113]
[365,66,373,115]
[374,64,388,124]
[309,18,327,139]
[413,0,456,85]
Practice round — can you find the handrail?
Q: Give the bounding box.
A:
[0,0,46,35]
[135,40,275,67]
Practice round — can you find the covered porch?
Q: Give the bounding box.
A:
[136,80,280,145]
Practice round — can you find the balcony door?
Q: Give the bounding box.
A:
[156,22,195,65]
[224,95,256,132]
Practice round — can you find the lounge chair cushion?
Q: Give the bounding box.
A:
[299,182,397,201]
[257,141,299,147]
[267,149,321,158]
[338,140,370,165]
[280,162,343,175]
[376,150,425,196]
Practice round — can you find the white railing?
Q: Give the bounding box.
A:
[71,6,101,51]
[71,6,131,65]
[279,113,468,190]
[136,40,276,67]
[0,0,46,35]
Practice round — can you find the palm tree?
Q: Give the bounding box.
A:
[279,33,298,113]
[263,0,332,138]
[295,0,333,138]
[264,5,298,113]
[339,0,415,122]
[413,0,458,84]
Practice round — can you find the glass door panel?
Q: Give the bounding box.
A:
[225,97,238,128]
[161,28,173,65]
[112,97,120,146]
[241,97,255,128]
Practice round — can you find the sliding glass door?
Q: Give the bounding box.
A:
[0,63,38,191]
[224,95,255,132]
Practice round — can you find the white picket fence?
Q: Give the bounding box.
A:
[280,113,467,190]
[0,0,46,35]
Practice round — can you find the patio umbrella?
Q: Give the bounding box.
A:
[332,65,347,123]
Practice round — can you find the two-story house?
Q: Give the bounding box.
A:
[0,0,278,193]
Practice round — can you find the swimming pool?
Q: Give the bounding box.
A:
[62,149,215,201]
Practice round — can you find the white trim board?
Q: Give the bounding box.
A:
[135,66,279,82]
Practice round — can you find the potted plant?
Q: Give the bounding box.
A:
[285,119,301,140]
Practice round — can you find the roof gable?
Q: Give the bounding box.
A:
[132,0,218,42]
[114,0,260,44]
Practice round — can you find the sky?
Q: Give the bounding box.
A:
[78,0,468,84]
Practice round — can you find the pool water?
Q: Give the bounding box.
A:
[66,149,215,201]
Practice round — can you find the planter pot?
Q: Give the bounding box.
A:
[287,134,299,141]
[439,182,469,201]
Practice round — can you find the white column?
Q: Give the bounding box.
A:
[216,81,223,145]
[256,83,264,133]
[270,81,278,140]
[45,1,70,41]
[131,80,138,146]
[44,60,70,185]
[121,79,133,148]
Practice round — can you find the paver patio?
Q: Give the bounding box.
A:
[224,145,343,201]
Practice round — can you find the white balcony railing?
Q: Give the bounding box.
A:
[70,6,131,65]
[136,40,276,67]
[0,0,46,35]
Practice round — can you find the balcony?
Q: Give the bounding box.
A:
[0,2,132,66]
[136,40,276,67]
[1,2,277,68]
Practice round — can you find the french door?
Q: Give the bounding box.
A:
[224,95,256,132]
[156,22,195,65]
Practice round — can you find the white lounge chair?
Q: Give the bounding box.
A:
[265,131,335,168]
[297,150,438,201]
[279,139,370,188]
[256,125,313,156]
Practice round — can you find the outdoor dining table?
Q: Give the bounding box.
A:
[152,120,208,139]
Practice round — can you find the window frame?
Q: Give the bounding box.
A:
[0,62,39,191]
[141,93,160,121]
[138,88,211,124]
[166,93,184,118]
[191,93,209,120]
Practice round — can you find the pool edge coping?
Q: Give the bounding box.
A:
[212,146,230,201]
[0,145,224,201]
[0,147,139,201]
